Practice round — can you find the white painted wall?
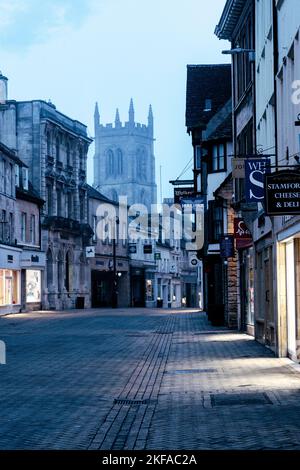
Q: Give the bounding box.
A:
[255,0,276,158]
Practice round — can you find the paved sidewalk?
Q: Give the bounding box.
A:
[1,308,300,449]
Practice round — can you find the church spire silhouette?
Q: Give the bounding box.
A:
[115,108,121,127]
[129,98,135,123]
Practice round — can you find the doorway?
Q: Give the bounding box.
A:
[285,241,297,360]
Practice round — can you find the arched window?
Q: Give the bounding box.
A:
[67,192,73,219]
[140,189,146,206]
[80,191,86,221]
[66,142,71,167]
[65,251,70,292]
[57,186,62,216]
[117,149,123,175]
[56,136,60,162]
[137,148,147,181]
[79,253,85,286]
[107,149,114,176]
[79,147,83,170]
[46,248,53,288]
[47,132,51,155]
[57,251,63,292]
[47,185,53,216]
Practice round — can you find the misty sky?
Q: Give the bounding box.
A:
[0,0,229,198]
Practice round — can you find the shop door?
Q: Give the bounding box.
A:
[131,275,145,307]
[264,247,274,347]
[285,241,297,360]
[91,271,113,307]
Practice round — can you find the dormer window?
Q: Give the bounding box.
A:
[204,99,212,112]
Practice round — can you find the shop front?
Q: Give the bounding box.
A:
[90,256,130,308]
[181,274,198,308]
[0,245,22,315]
[145,271,156,308]
[171,278,182,308]
[239,246,255,335]
[130,267,146,307]
[20,251,46,311]
[277,222,300,362]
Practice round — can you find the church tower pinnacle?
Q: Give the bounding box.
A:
[115,108,121,128]
[94,102,100,130]
[93,100,157,210]
[128,98,135,124]
[148,104,153,135]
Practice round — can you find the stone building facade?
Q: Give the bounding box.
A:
[0,75,93,310]
[0,140,45,315]
[93,100,157,211]
[87,185,130,308]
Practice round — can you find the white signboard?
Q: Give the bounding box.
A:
[86,246,95,258]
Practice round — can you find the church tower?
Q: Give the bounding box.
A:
[93,100,157,210]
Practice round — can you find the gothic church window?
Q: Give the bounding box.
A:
[137,148,147,181]
[107,149,114,176]
[117,149,123,175]
[140,189,146,206]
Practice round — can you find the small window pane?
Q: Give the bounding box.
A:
[195,146,201,169]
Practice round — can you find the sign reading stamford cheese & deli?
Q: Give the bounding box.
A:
[265,171,300,215]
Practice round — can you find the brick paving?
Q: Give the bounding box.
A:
[1,308,300,449]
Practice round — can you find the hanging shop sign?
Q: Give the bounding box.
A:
[265,171,300,215]
[234,218,251,239]
[174,187,194,204]
[232,155,266,179]
[143,244,153,254]
[220,235,234,258]
[245,157,271,202]
[128,243,137,254]
[234,218,252,249]
[180,197,204,210]
[232,158,246,178]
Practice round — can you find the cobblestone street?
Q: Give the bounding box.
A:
[1,308,300,450]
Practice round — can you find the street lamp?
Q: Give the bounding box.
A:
[222,47,255,62]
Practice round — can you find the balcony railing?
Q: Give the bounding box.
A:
[42,216,93,241]
[42,216,80,232]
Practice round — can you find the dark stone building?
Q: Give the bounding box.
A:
[0,74,93,310]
